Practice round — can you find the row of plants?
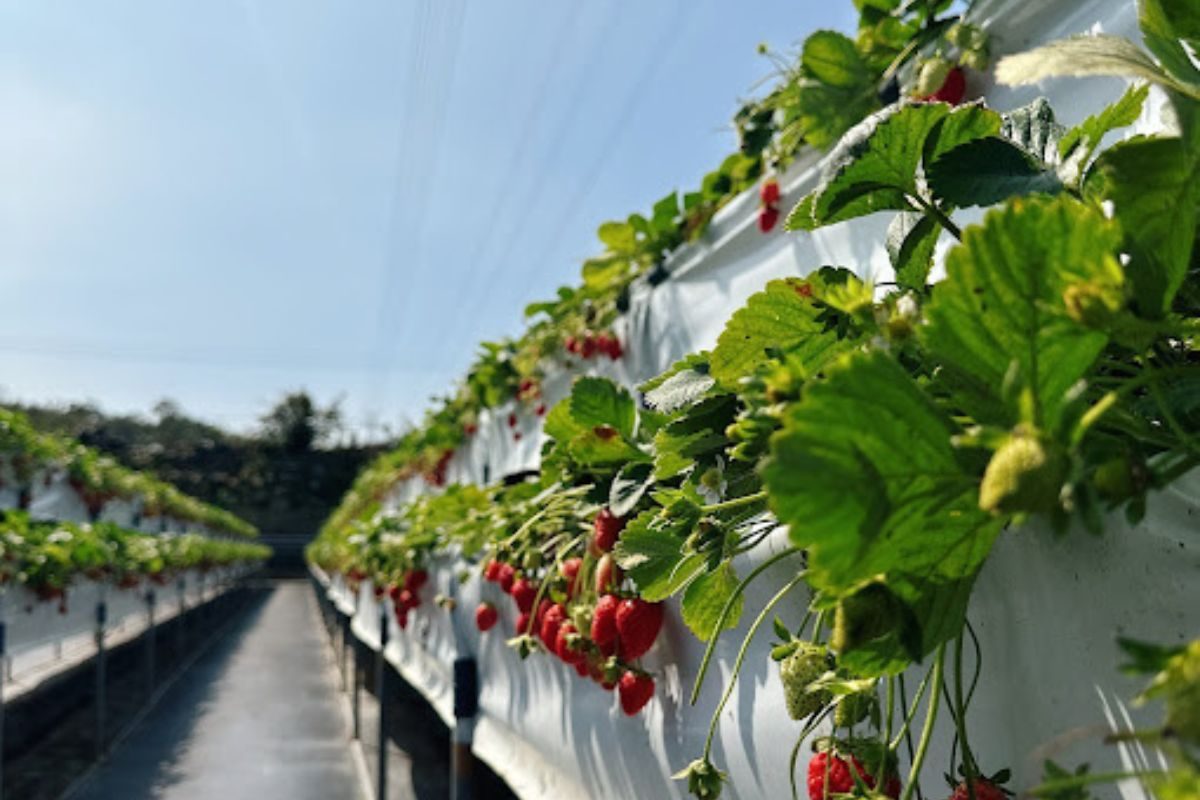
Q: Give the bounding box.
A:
[312,1,1199,798]
[321,0,994,530]
[0,408,258,538]
[0,510,270,613]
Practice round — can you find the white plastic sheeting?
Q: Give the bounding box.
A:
[320,0,1200,797]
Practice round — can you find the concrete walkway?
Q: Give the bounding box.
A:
[70,581,365,800]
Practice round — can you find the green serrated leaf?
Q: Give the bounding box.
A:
[543,398,584,442]
[569,377,637,439]
[568,427,648,467]
[1059,83,1149,167]
[613,503,704,600]
[886,211,940,290]
[1087,134,1200,317]
[644,363,717,413]
[927,137,1063,207]
[787,102,999,231]
[609,462,655,518]
[597,221,637,254]
[923,195,1122,431]
[803,30,870,89]
[710,278,832,387]
[766,350,1001,604]
[681,561,743,641]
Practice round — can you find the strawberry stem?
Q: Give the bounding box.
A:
[700,490,769,515]
[689,546,804,705]
[702,571,807,760]
[953,631,979,800]
[900,644,944,800]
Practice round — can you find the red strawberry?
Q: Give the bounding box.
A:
[931,66,967,105]
[574,660,589,677]
[758,205,781,233]
[807,753,899,800]
[540,603,567,650]
[510,578,537,613]
[618,671,655,715]
[595,554,623,594]
[515,611,531,634]
[561,557,582,597]
[475,602,498,632]
[760,179,781,206]
[507,412,518,428]
[405,570,428,591]
[949,779,1007,800]
[513,431,523,442]
[388,584,403,602]
[497,563,516,594]
[465,422,478,436]
[591,594,620,651]
[483,560,502,582]
[592,508,624,553]
[564,335,579,354]
[535,404,546,417]
[556,622,585,664]
[606,337,624,360]
[397,589,417,611]
[615,598,664,660]
[581,335,597,359]
[396,609,410,629]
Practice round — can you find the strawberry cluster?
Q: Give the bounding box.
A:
[387,568,428,629]
[473,508,664,716]
[758,178,782,233]
[564,331,623,361]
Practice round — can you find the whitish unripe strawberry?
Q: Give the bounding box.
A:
[979,432,1067,515]
[779,643,832,720]
[834,691,872,727]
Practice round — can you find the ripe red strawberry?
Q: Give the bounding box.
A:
[395,609,409,629]
[607,337,624,360]
[540,603,567,650]
[760,179,781,206]
[948,779,1008,800]
[581,335,597,359]
[594,332,614,356]
[483,560,502,582]
[758,205,781,233]
[507,412,518,428]
[618,671,655,715]
[515,611,531,634]
[513,431,523,442]
[595,554,622,594]
[807,752,899,800]
[497,563,516,594]
[475,602,498,632]
[510,578,537,613]
[931,66,966,105]
[565,335,579,355]
[592,508,624,553]
[591,593,620,650]
[405,570,428,591]
[556,622,586,664]
[615,598,664,660]
[397,589,418,611]
[561,557,582,597]
[464,422,478,436]
[535,404,546,417]
[388,584,403,602]
[574,660,589,677]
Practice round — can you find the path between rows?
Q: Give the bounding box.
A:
[70,580,365,800]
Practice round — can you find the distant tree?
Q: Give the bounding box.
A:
[259,391,341,453]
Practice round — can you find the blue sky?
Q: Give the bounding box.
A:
[0,1,856,439]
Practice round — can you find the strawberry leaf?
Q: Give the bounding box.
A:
[886,211,940,290]
[927,137,1063,208]
[681,561,744,641]
[569,377,637,439]
[710,278,841,388]
[1058,83,1148,170]
[786,102,999,231]
[923,195,1122,432]
[1086,134,1200,317]
[764,350,1001,598]
[613,502,705,601]
[609,462,655,518]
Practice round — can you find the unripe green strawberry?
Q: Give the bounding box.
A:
[779,643,832,720]
[1092,456,1136,500]
[834,691,872,728]
[916,57,953,96]
[979,432,1067,515]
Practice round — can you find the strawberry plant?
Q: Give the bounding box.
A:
[310,1,1200,797]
